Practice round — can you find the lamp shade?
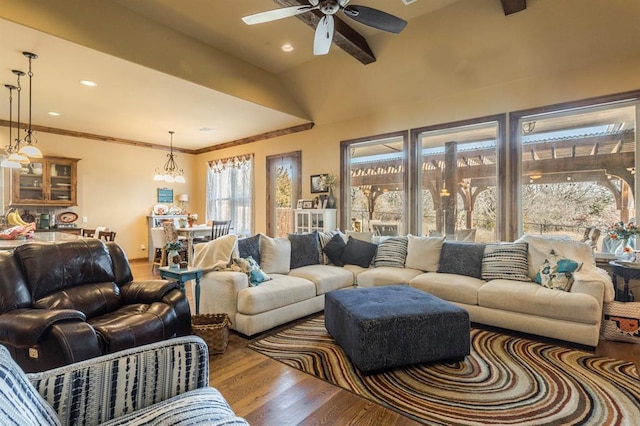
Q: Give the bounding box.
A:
[178,194,189,202]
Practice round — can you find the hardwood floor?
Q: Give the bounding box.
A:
[130,259,640,425]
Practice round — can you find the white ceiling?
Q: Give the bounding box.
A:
[0,0,460,151]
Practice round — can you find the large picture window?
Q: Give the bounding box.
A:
[512,95,638,251]
[411,116,504,242]
[340,131,408,236]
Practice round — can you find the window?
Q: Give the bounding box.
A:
[341,131,408,236]
[512,94,638,244]
[411,116,505,242]
[206,154,254,237]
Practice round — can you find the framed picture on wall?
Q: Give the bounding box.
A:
[310,174,328,193]
[302,200,314,209]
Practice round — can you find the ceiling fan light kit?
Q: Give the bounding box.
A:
[242,0,407,56]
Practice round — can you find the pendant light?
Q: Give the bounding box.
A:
[18,52,43,158]
[1,84,21,169]
[153,131,186,183]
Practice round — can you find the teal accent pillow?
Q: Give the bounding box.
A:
[535,250,582,291]
[235,256,271,286]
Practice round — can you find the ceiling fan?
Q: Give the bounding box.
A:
[242,0,408,55]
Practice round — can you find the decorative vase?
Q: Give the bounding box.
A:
[168,250,181,269]
[327,186,336,209]
[615,238,635,261]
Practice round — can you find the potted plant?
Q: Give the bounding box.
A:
[166,241,183,268]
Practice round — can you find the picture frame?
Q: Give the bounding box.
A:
[157,187,173,203]
[302,200,314,209]
[310,174,329,193]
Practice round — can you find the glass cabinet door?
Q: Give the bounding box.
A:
[15,161,45,203]
[49,160,74,203]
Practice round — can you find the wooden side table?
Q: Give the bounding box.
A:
[159,266,203,314]
[609,261,640,302]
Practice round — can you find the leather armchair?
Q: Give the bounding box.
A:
[0,239,191,372]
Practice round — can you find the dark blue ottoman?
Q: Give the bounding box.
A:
[325,286,470,374]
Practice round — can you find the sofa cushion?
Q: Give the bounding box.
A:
[288,232,320,269]
[535,250,582,292]
[237,234,261,265]
[438,242,486,278]
[405,235,444,272]
[342,236,377,268]
[259,234,291,274]
[288,264,354,294]
[374,236,408,268]
[357,267,423,288]
[236,275,316,315]
[322,233,346,266]
[318,230,340,265]
[481,242,531,282]
[478,279,601,324]
[410,272,486,305]
[33,282,122,319]
[345,231,374,242]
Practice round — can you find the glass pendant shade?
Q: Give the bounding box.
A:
[0,158,21,169]
[18,144,43,158]
[8,152,29,164]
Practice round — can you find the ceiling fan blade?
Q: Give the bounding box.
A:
[343,5,407,34]
[242,5,316,25]
[313,15,334,55]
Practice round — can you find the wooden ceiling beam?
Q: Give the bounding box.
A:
[274,0,376,65]
[500,0,527,16]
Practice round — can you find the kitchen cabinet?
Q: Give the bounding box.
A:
[294,209,336,234]
[11,157,79,206]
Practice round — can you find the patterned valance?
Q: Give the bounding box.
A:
[207,154,253,174]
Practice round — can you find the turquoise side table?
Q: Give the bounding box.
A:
[159,266,203,314]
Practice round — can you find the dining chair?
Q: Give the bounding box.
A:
[210,220,232,240]
[81,228,96,238]
[150,227,167,272]
[98,231,117,242]
[162,222,188,263]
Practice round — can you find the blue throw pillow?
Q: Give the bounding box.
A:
[438,242,486,278]
[288,231,321,269]
[238,234,261,265]
[235,256,271,286]
[322,233,346,266]
[342,236,377,268]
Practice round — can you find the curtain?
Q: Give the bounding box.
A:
[206,154,254,237]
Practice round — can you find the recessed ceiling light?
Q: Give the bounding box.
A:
[80,80,97,87]
[48,111,60,116]
[199,127,215,133]
[281,43,294,53]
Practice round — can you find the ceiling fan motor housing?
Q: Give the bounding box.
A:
[319,0,341,15]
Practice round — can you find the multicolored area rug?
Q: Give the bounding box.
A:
[249,317,640,425]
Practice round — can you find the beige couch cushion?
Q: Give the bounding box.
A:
[357,267,423,287]
[288,264,354,294]
[405,235,444,272]
[478,279,601,324]
[237,275,315,315]
[410,272,485,305]
[259,234,291,274]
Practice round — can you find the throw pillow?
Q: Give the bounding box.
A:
[374,236,408,268]
[288,231,321,269]
[345,231,374,243]
[341,236,377,268]
[318,229,342,265]
[438,241,486,278]
[481,242,531,282]
[535,250,582,291]
[405,235,445,272]
[234,256,271,286]
[322,233,346,266]
[237,234,261,265]
[259,234,291,274]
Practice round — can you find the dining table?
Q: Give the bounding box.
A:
[175,225,212,265]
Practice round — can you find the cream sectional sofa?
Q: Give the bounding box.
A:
[194,232,614,346]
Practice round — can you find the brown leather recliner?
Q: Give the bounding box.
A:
[0,239,191,372]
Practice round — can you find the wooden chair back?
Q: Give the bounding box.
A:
[210,220,232,240]
[82,229,96,238]
[98,231,116,242]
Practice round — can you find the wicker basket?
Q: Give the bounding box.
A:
[191,313,232,354]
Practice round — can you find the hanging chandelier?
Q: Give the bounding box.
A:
[154,131,186,183]
[1,51,43,169]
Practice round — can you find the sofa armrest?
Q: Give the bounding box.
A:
[572,266,614,303]
[0,308,86,347]
[119,279,180,304]
[198,271,249,326]
[27,336,209,426]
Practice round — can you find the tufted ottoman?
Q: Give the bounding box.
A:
[325,286,470,373]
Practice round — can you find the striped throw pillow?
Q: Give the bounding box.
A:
[481,242,531,282]
[374,236,408,268]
